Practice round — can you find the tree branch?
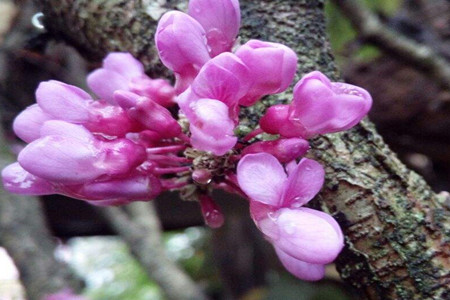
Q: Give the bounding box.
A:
[98,202,208,300]
[31,0,450,299]
[332,0,450,90]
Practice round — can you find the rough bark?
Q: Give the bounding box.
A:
[98,202,208,300]
[0,140,83,300]
[32,0,450,299]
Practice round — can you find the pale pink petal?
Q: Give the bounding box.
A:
[189,99,237,155]
[18,135,101,184]
[236,153,286,206]
[274,246,326,281]
[40,120,94,142]
[129,77,176,107]
[36,81,91,122]
[102,52,144,80]
[191,52,251,108]
[188,0,240,56]
[281,158,324,207]
[270,207,344,264]
[87,69,128,104]
[2,162,54,195]
[290,71,372,137]
[236,40,297,106]
[65,173,162,204]
[13,104,53,143]
[96,139,146,176]
[155,11,210,92]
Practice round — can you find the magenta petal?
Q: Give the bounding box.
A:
[87,69,129,104]
[236,40,297,106]
[102,52,144,80]
[290,71,372,137]
[65,174,162,204]
[270,207,344,264]
[274,246,326,281]
[2,162,54,195]
[191,52,251,108]
[36,81,91,122]
[237,153,286,206]
[189,99,237,155]
[18,135,101,184]
[40,120,94,142]
[155,11,210,92]
[188,0,240,56]
[281,158,324,207]
[13,104,53,143]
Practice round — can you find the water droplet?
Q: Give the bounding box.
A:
[31,12,45,31]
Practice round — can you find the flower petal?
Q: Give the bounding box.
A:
[87,69,128,104]
[13,104,53,143]
[274,246,325,281]
[270,207,344,264]
[237,153,286,206]
[281,158,324,207]
[102,52,144,80]
[36,81,91,122]
[2,162,54,195]
[188,0,240,56]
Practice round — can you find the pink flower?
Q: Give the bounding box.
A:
[17,121,146,184]
[114,91,182,138]
[260,71,372,138]
[188,0,240,57]
[44,289,87,300]
[237,153,343,280]
[155,11,211,93]
[15,80,135,138]
[87,52,175,107]
[235,40,298,106]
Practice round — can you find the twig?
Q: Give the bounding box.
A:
[98,202,208,300]
[332,0,450,90]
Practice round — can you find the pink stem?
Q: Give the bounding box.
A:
[153,166,191,175]
[146,145,186,154]
[242,128,263,142]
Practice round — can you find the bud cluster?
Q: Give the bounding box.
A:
[2,0,372,280]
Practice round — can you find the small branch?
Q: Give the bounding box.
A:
[332,0,450,90]
[98,202,208,300]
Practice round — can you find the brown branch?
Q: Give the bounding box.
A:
[332,0,450,90]
[31,0,450,299]
[98,202,208,300]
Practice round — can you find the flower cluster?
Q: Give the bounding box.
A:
[1,0,372,280]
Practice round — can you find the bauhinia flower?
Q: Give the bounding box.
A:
[260,71,372,138]
[237,153,344,280]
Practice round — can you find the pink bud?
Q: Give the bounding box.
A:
[2,162,54,195]
[114,91,181,138]
[129,77,176,107]
[13,104,53,143]
[199,194,225,228]
[36,80,91,122]
[289,71,372,137]
[188,0,240,57]
[274,246,326,281]
[189,99,237,155]
[235,40,297,106]
[242,138,309,163]
[155,11,211,93]
[259,104,305,137]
